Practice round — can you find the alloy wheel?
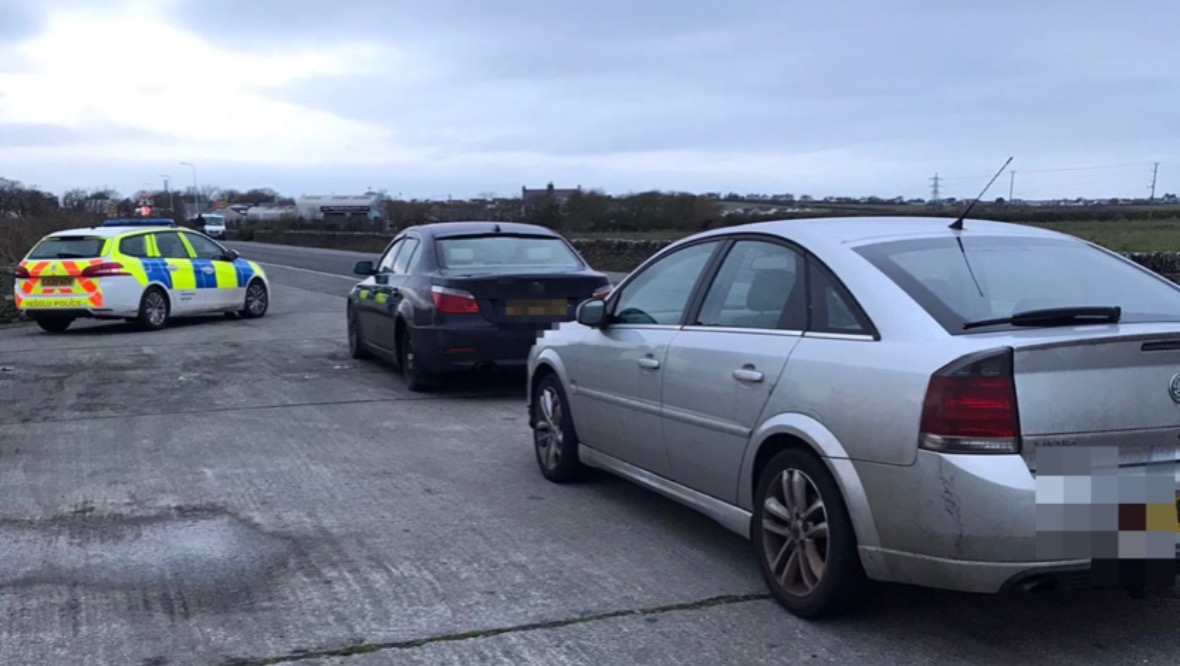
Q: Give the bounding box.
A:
[246,283,267,316]
[535,386,564,469]
[760,468,829,597]
[145,291,167,327]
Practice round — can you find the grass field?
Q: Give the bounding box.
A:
[573,219,1180,252]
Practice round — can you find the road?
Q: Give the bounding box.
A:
[1,243,1178,665]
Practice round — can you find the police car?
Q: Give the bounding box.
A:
[13,219,270,333]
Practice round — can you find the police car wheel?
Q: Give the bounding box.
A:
[36,318,73,333]
[136,287,170,331]
[241,281,269,319]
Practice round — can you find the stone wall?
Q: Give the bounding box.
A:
[0,271,14,324]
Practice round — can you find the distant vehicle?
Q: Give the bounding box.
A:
[196,214,227,239]
[14,219,269,333]
[347,221,610,391]
[527,216,1180,618]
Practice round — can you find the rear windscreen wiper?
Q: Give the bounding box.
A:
[962,306,1122,330]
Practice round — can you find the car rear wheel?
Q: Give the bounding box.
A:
[752,448,867,619]
[348,308,372,360]
[399,329,433,392]
[36,318,73,333]
[136,287,169,331]
[241,280,268,319]
[532,374,587,483]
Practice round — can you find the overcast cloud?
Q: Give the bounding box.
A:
[1,0,1178,200]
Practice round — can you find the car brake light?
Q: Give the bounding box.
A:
[431,286,480,314]
[81,262,129,278]
[14,265,30,279]
[592,284,611,300]
[918,348,1020,454]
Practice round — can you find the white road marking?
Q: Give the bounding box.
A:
[255,261,358,280]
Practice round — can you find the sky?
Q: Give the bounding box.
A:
[1,0,1179,201]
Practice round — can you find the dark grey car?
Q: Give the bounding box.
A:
[347,221,610,390]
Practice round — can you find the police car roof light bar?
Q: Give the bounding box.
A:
[101,218,177,227]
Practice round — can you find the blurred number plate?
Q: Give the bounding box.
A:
[40,277,73,286]
[506,299,566,316]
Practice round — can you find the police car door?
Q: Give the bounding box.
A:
[181,232,240,310]
[149,231,198,313]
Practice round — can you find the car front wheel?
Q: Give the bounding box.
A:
[241,280,269,319]
[532,373,587,483]
[752,448,867,619]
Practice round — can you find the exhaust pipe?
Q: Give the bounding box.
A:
[1017,577,1056,594]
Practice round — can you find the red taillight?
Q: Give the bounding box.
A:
[918,349,1020,454]
[592,284,611,300]
[81,262,129,278]
[431,286,480,314]
[14,265,30,279]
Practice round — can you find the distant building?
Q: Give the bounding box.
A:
[521,184,581,205]
[296,194,383,223]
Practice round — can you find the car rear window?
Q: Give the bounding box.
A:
[854,235,1180,334]
[27,237,106,259]
[436,235,582,270]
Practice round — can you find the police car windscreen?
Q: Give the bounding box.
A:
[28,237,105,259]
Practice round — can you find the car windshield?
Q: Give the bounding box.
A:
[855,235,1180,334]
[27,237,105,259]
[436,235,582,270]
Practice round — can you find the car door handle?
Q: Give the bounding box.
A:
[200,267,214,274]
[637,358,660,370]
[167,265,180,271]
[733,368,764,383]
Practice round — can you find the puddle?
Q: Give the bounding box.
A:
[0,508,296,609]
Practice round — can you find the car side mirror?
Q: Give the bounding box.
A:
[576,298,607,328]
[223,248,240,261]
[354,260,375,276]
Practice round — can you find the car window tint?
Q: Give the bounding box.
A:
[808,261,870,335]
[612,241,718,325]
[378,240,403,273]
[119,235,149,258]
[406,239,427,273]
[696,241,804,330]
[27,237,105,259]
[153,232,190,259]
[436,235,582,270]
[855,235,1180,334]
[393,237,419,274]
[184,233,225,260]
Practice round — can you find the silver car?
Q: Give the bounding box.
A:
[526,216,1180,618]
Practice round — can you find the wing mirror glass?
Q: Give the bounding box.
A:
[354,260,375,276]
[576,298,607,328]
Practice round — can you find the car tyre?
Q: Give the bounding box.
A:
[752,448,867,619]
[399,328,433,392]
[136,287,170,331]
[36,318,73,333]
[240,280,269,319]
[532,373,587,483]
[348,307,372,360]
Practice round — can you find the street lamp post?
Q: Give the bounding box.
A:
[180,162,199,219]
[160,174,174,213]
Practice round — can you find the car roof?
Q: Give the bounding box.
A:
[44,224,182,239]
[686,216,1076,248]
[403,221,560,239]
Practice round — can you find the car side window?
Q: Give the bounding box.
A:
[120,234,149,258]
[392,237,420,274]
[405,238,427,274]
[378,240,403,273]
[183,233,225,260]
[611,241,719,325]
[153,232,191,259]
[695,240,805,330]
[808,260,872,335]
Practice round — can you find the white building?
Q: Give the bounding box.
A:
[295,195,383,222]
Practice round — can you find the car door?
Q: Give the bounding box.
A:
[660,237,808,503]
[181,232,240,310]
[148,231,198,314]
[372,235,420,344]
[356,239,404,351]
[567,239,723,478]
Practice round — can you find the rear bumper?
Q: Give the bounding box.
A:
[411,323,558,373]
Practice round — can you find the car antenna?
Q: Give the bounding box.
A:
[493,223,501,233]
[949,156,1012,230]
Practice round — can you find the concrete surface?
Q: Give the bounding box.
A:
[1,244,1178,665]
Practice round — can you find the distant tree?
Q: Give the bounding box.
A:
[62,188,89,211]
